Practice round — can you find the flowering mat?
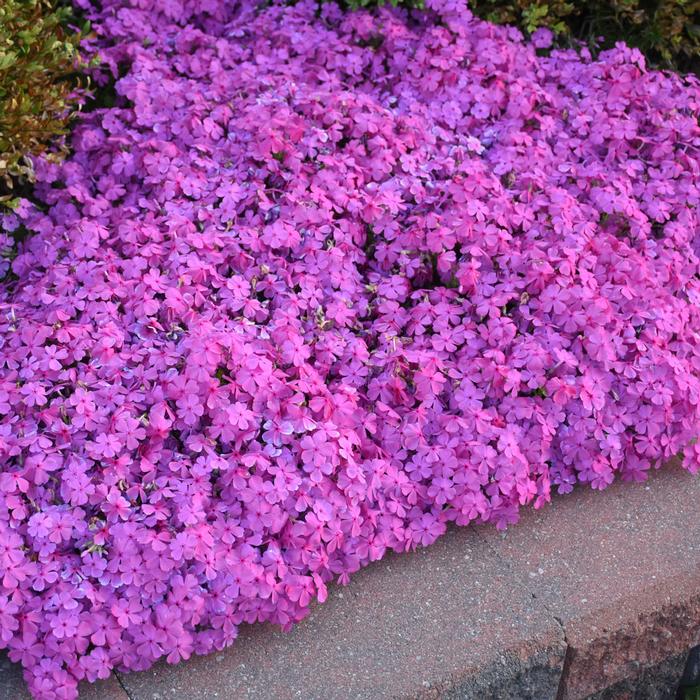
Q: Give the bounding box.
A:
[1,0,700,698]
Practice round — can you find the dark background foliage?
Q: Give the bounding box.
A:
[471,0,699,72]
[337,0,700,73]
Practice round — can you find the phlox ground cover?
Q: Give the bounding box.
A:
[1,0,700,697]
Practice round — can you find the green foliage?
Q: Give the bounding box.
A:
[0,0,89,198]
[320,0,699,73]
[685,685,700,700]
[470,0,700,71]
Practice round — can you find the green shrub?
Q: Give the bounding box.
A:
[0,0,88,199]
[322,0,699,73]
[470,0,700,72]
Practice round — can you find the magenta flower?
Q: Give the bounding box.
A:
[1,0,700,697]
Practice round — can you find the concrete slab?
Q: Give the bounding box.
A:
[3,462,698,699]
[481,460,700,699]
[118,527,565,700]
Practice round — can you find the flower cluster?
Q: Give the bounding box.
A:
[1,0,700,697]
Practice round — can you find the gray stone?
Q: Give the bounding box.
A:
[119,527,565,700]
[479,460,700,699]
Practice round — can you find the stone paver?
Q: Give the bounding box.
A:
[118,527,565,700]
[3,462,699,699]
[0,652,128,700]
[481,459,700,699]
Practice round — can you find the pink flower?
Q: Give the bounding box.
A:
[102,488,130,521]
[3,0,700,697]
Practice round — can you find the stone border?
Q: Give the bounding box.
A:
[2,460,699,699]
